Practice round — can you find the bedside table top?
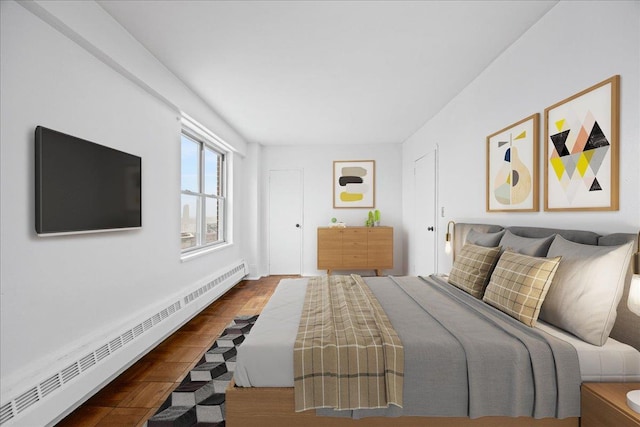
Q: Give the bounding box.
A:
[582,382,640,422]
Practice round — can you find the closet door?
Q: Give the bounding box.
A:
[269,169,303,274]
[414,149,438,275]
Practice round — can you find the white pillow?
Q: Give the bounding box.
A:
[539,235,634,346]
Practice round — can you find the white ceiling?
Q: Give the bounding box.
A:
[97,0,558,146]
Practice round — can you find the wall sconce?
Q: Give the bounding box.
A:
[626,231,640,413]
[444,220,455,255]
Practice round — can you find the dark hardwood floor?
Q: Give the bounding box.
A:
[56,275,290,427]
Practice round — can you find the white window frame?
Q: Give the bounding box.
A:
[180,115,233,259]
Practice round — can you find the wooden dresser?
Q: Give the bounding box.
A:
[317,226,393,276]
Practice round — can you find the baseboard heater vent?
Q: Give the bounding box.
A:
[184,263,246,306]
[0,260,247,426]
[0,403,14,425]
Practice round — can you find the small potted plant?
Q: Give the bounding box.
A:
[366,211,374,227]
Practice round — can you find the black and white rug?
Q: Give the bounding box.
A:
[145,314,258,427]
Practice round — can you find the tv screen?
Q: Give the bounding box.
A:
[35,126,141,235]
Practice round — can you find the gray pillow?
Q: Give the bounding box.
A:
[466,229,505,247]
[539,235,634,346]
[498,230,555,257]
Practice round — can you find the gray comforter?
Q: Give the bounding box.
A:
[320,275,581,419]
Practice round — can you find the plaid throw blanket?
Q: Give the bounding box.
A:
[294,274,404,412]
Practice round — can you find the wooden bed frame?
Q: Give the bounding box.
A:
[226,379,578,427]
[225,223,638,427]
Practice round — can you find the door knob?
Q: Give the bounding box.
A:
[296,224,301,228]
[427,226,434,231]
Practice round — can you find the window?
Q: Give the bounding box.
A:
[180,127,227,254]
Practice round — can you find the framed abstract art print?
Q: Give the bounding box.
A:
[333,160,375,208]
[486,113,539,212]
[544,75,619,211]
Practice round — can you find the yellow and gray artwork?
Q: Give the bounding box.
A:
[545,76,617,211]
[333,160,375,208]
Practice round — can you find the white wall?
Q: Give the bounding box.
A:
[260,144,403,277]
[241,141,263,278]
[24,0,248,156]
[0,1,250,424]
[402,0,640,274]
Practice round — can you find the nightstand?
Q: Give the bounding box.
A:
[581,382,640,427]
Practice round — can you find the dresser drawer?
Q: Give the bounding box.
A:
[342,254,368,268]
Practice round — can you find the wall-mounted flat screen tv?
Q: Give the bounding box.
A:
[35,126,142,236]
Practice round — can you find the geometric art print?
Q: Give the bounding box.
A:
[544,76,619,211]
[486,114,539,212]
[333,160,375,208]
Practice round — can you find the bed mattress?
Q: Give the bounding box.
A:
[234,277,640,388]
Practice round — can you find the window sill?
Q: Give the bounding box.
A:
[181,241,233,262]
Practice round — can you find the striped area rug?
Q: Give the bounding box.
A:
[145,315,258,427]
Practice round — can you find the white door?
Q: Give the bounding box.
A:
[269,170,303,274]
[414,149,438,275]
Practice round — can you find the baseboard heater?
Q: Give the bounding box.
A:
[0,260,248,426]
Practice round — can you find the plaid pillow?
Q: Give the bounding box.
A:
[448,243,502,298]
[483,251,561,327]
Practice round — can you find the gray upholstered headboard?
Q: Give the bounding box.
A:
[453,223,639,351]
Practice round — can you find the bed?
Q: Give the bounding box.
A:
[227,223,640,427]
